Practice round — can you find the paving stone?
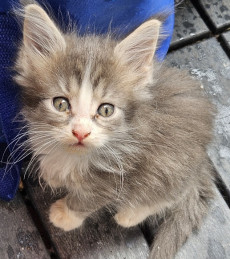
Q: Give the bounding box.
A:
[0,191,50,259]
[220,30,230,53]
[170,0,210,50]
[194,0,230,33]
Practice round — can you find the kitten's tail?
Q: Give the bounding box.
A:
[149,162,215,259]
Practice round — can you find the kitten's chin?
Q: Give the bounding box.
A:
[63,143,90,155]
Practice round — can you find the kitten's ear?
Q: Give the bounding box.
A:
[23,4,66,55]
[114,20,161,71]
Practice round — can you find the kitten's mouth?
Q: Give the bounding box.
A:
[64,142,88,154]
[75,142,85,147]
[71,142,85,147]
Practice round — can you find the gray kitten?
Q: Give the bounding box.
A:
[14,3,215,259]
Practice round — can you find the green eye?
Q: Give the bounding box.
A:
[98,103,114,117]
[53,97,70,112]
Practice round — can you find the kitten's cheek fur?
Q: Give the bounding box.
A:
[49,198,85,231]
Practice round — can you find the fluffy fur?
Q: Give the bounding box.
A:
[14,3,215,259]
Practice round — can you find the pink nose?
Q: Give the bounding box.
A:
[72,130,91,142]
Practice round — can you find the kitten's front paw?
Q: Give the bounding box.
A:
[114,210,141,228]
[49,198,85,231]
[115,206,153,228]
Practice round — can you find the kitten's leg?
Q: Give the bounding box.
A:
[49,197,89,231]
[149,189,212,259]
[114,205,155,228]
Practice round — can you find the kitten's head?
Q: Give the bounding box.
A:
[14,4,162,157]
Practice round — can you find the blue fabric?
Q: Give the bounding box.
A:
[0,2,12,13]
[0,0,174,200]
[37,0,174,61]
[0,13,22,200]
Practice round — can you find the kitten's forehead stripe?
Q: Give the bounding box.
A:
[73,60,85,87]
[76,62,93,114]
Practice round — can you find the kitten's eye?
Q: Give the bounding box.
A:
[53,97,70,112]
[98,103,114,117]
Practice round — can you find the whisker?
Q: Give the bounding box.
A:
[24,138,59,178]
[6,133,52,165]
[103,144,125,199]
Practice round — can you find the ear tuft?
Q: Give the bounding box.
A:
[114,19,162,71]
[23,4,66,55]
